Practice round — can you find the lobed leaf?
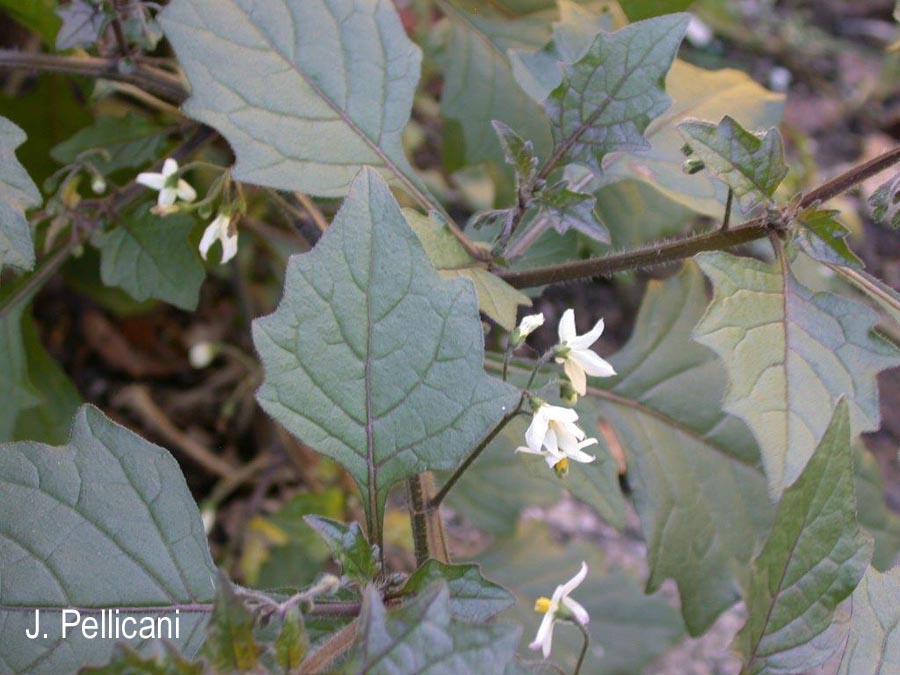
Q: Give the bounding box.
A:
[694,250,900,497]
[0,405,217,673]
[201,576,261,672]
[737,401,873,674]
[869,171,900,229]
[351,583,521,674]
[160,0,433,206]
[678,115,787,211]
[792,206,863,269]
[304,515,378,586]
[544,14,689,175]
[585,262,772,635]
[0,117,41,274]
[399,560,515,622]
[253,169,518,547]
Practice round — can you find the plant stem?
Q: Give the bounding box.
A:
[573,620,590,675]
[0,49,187,102]
[407,473,449,566]
[497,146,900,289]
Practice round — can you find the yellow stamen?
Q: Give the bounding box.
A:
[553,458,569,477]
[534,597,552,614]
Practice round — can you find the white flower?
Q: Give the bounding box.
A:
[199,211,238,264]
[136,158,197,207]
[189,342,217,369]
[555,308,616,396]
[516,401,597,468]
[530,562,590,658]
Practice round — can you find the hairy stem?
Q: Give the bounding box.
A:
[0,49,187,102]
[497,147,900,289]
[407,473,449,566]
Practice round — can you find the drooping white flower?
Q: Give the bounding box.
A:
[555,308,616,396]
[511,312,545,347]
[199,211,238,264]
[516,400,597,468]
[530,562,590,658]
[136,158,197,207]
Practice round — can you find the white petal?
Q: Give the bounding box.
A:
[198,222,219,260]
[541,404,579,423]
[136,172,165,190]
[518,313,544,336]
[570,349,617,378]
[560,561,588,596]
[220,232,239,264]
[564,358,587,396]
[162,158,178,177]
[558,308,576,343]
[529,612,556,658]
[515,445,545,456]
[176,179,197,203]
[543,428,559,456]
[562,597,590,625]
[524,412,548,453]
[569,317,604,350]
[565,446,596,464]
[158,187,176,207]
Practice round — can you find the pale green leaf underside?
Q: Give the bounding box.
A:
[0,405,216,674]
[588,262,772,636]
[739,401,873,674]
[694,251,900,497]
[439,0,553,168]
[253,169,518,542]
[160,0,431,202]
[404,209,531,330]
[93,207,205,311]
[399,560,515,623]
[838,565,900,674]
[353,584,521,674]
[545,13,689,173]
[679,115,787,211]
[0,117,41,273]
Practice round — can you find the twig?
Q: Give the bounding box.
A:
[300,619,359,674]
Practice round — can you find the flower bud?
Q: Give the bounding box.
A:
[510,312,544,348]
[560,379,578,406]
[189,342,217,369]
[91,175,106,194]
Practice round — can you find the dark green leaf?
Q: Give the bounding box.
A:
[351,583,521,674]
[621,0,695,21]
[253,169,518,547]
[273,606,308,671]
[0,117,41,273]
[793,206,863,269]
[304,515,378,586]
[738,401,873,674]
[0,405,216,673]
[399,560,515,622]
[492,120,538,191]
[586,262,772,635]
[694,251,900,497]
[202,576,261,672]
[160,0,433,206]
[869,171,900,229]
[678,115,787,211]
[535,181,609,242]
[92,205,205,311]
[51,114,171,175]
[544,14,689,174]
[0,299,41,442]
[80,643,203,674]
[837,565,900,674]
[0,0,61,45]
[55,0,108,51]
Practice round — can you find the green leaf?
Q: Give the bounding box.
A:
[793,206,863,269]
[694,250,900,497]
[81,643,203,675]
[51,114,171,175]
[544,14,689,175]
[837,565,900,674]
[737,401,873,674]
[438,0,553,169]
[55,0,109,51]
[399,560,515,622]
[621,0,695,21]
[0,300,41,442]
[92,205,205,311]
[869,171,900,229]
[492,120,538,192]
[274,605,308,671]
[304,515,378,586]
[0,405,217,674]
[404,209,532,330]
[854,445,900,571]
[351,583,521,674]
[159,0,433,207]
[0,0,61,45]
[534,180,609,242]
[832,265,900,328]
[202,576,261,672]
[678,115,787,211]
[0,117,41,274]
[586,262,772,635]
[253,169,519,547]
[478,522,685,675]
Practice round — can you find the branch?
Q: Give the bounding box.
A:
[0,49,187,103]
[497,146,900,289]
